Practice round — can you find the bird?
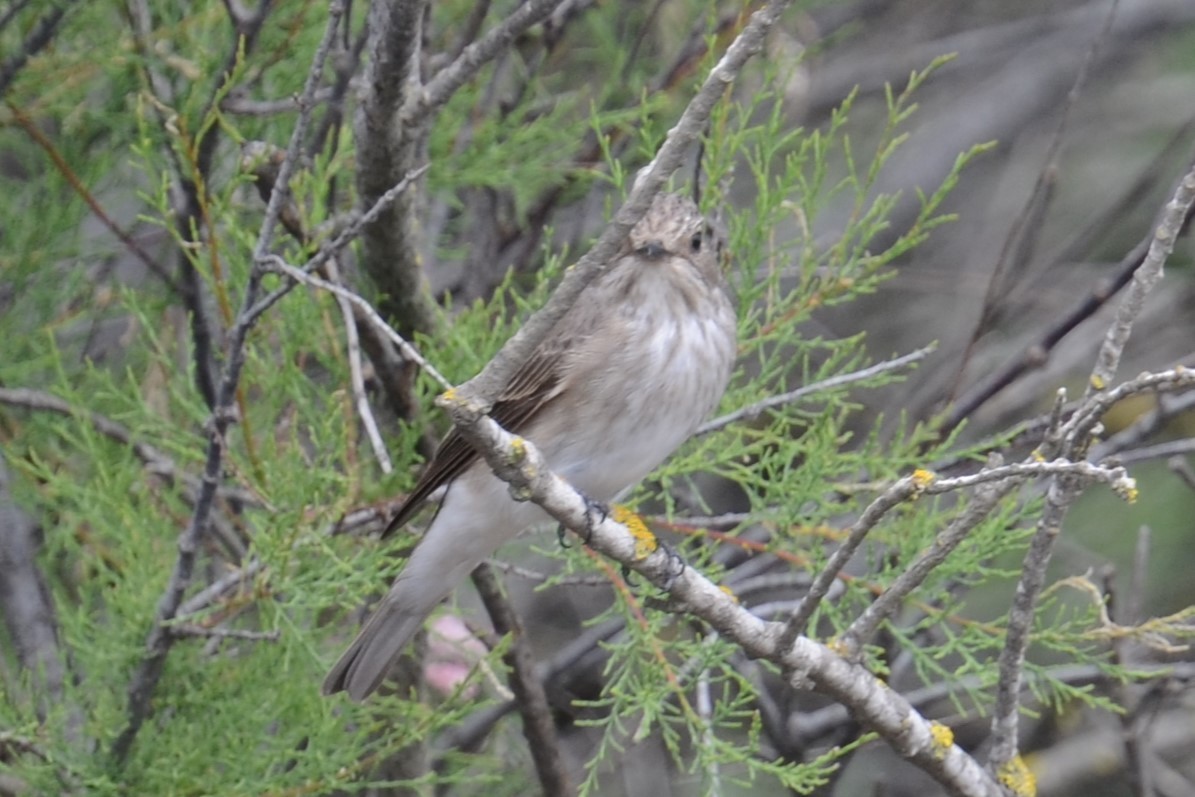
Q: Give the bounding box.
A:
[323,192,738,700]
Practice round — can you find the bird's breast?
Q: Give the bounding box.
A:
[528,286,736,500]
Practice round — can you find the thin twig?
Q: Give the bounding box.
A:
[177,561,264,618]
[842,465,1019,654]
[779,475,923,649]
[472,563,574,797]
[171,624,280,642]
[406,0,565,124]
[1084,182,1195,404]
[1110,437,1195,466]
[242,164,431,327]
[698,344,936,436]
[110,1,346,764]
[325,259,392,473]
[0,0,76,96]
[263,255,451,391]
[988,154,1195,774]
[1092,380,1195,461]
[0,387,262,508]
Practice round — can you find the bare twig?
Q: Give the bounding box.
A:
[240,142,433,448]
[1111,437,1195,466]
[408,0,565,122]
[698,344,936,437]
[0,387,263,509]
[0,454,71,718]
[988,155,1195,774]
[472,563,574,797]
[176,561,264,618]
[242,165,431,327]
[0,0,76,97]
[841,464,1020,654]
[779,474,926,648]
[1092,381,1195,461]
[326,258,392,473]
[110,1,346,764]
[262,255,451,391]
[170,624,280,642]
[1084,176,1195,404]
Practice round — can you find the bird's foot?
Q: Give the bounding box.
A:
[556,494,609,548]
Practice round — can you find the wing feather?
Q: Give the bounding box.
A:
[379,335,574,538]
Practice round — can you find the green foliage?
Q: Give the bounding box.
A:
[0,2,1158,795]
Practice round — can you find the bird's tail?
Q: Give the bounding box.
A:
[321,568,453,701]
[324,475,535,700]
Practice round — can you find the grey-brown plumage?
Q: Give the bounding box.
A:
[324,192,737,700]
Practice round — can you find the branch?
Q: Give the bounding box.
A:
[0,387,263,509]
[435,406,1004,796]
[354,0,438,338]
[472,563,574,797]
[262,254,451,390]
[327,257,393,474]
[0,454,70,718]
[109,0,346,764]
[1085,165,1195,403]
[406,0,565,122]
[841,464,1020,654]
[0,0,76,97]
[779,473,928,649]
[988,155,1195,774]
[243,165,432,327]
[698,344,936,437]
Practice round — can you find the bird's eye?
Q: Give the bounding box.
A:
[690,233,703,253]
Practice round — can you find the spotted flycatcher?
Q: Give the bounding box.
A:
[324,192,738,700]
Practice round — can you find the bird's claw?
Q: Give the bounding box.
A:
[658,542,686,591]
[622,542,686,590]
[556,494,609,549]
[582,495,609,545]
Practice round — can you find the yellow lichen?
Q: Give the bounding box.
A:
[825,637,850,657]
[997,756,1037,797]
[509,436,527,461]
[928,722,954,758]
[912,468,936,488]
[1089,374,1106,391]
[612,505,657,559]
[719,584,740,604]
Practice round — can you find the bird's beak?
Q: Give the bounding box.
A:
[636,241,667,260]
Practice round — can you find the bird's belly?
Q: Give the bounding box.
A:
[533,312,729,500]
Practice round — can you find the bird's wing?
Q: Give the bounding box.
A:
[379,333,575,538]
